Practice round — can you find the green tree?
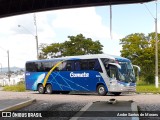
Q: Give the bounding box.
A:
[63,34,103,56]
[39,34,103,59]
[40,43,63,58]
[120,32,160,84]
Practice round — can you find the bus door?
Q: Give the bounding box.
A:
[106,63,121,88]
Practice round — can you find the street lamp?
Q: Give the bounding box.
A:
[18,25,39,60]
[18,14,39,60]
[143,1,158,88]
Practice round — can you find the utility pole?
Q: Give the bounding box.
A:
[143,1,158,88]
[155,0,158,88]
[110,5,112,39]
[0,63,2,73]
[7,50,10,85]
[34,13,39,60]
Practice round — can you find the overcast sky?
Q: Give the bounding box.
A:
[0,1,159,68]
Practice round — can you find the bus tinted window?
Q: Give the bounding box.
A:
[26,61,57,72]
[66,61,75,71]
[80,60,88,70]
[26,59,102,72]
[89,61,95,70]
[75,60,81,71]
[93,59,103,72]
[60,61,75,71]
[26,62,37,72]
[75,59,102,72]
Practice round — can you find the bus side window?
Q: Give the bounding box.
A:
[38,62,44,72]
[88,60,95,70]
[26,63,34,72]
[75,60,80,71]
[66,63,71,71]
[94,59,103,72]
[54,62,63,71]
[26,62,37,72]
[80,60,88,70]
[65,61,75,71]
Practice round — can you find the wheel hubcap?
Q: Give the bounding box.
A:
[39,86,43,93]
[47,87,51,93]
[99,87,104,94]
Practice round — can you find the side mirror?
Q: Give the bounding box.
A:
[133,65,141,75]
[108,63,121,69]
[133,65,141,81]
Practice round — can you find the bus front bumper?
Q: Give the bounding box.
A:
[109,84,136,92]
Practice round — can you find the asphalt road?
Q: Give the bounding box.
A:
[0,91,160,120]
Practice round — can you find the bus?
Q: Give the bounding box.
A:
[25,54,138,96]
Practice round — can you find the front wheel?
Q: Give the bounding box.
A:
[38,84,45,94]
[46,84,52,94]
[97,85,107,96]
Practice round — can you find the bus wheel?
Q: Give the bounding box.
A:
[46,84,53,94]
[61,91,70,94]
[97,85,107,96]
[112,92,121,96]
[38,84,45,94]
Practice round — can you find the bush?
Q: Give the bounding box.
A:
[3,83,26,92]
[145,75,154,84]
[17,81,25,85]
[136,80,147,86]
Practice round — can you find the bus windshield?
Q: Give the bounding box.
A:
[101,58,135,83]
[118,62,136,83]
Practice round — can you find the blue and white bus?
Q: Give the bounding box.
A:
[25,54,138,96]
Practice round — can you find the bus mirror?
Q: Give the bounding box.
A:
[133,65,141,75]
[108,63,121,69]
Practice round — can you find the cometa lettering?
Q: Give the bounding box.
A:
[70,72,89,78]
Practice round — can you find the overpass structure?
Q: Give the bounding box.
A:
[0,0,154,18]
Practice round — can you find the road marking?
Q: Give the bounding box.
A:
[70,102,93,120]
[131,102,139,120]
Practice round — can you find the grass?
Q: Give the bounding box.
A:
[136,81,160,93]
[3,83,26,92]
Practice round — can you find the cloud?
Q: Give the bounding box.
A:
[52,7,122,40]
[0,7,123,67]
[51,7,122,56]
[0,12,57,67]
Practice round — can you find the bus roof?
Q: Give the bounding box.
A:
[26,54,130,63]
[111,55,131,62]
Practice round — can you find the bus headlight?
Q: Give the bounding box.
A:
[110,81,117,86]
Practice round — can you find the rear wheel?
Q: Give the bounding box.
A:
[38,84,45,94]
[46,84,52,94]
[112,92,121,96]
[97,84,107,96]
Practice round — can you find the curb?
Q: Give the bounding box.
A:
[0,99,36,112]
